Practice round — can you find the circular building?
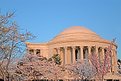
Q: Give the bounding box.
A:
[26,26,118,74]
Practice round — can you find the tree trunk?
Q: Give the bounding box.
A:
[101,76,104,81]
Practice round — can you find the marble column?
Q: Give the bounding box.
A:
[88,46,91,58]
[67,47,71,64]
[72,46,75,63]
[60,47,64,65]
[80,46,83,60]
[96,46,98,54]
[64,47,67,64]
[34,49,36,55]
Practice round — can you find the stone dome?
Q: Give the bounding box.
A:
[49,26,110,44]
[59,26,96,35]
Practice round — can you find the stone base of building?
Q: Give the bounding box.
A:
[104,73,121,81]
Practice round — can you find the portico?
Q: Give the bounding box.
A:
[51,45,116,65]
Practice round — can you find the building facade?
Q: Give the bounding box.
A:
[26,26,121,80]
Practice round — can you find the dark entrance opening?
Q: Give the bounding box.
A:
[114,80,119,81]
[107,79,112,81]
[0,79,4,81]
[75,49,78,60]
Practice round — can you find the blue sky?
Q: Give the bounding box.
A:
[0,0,121,59]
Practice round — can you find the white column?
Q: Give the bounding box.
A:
[88,46,91,58]
[88,46,91,63]
[60,47,64,65]
[102,48,104,60]
[62,48,65,65]
[64,47,67,64]
[34,49,36,55]
[70,47,73,64]
[80,46,83,60]
[96,46,98,54]
[72,46,75,63]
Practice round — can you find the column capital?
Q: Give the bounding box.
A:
[88,46,91,48]
[79,46,83,48]
[57,47,60,50]
[88,46,91,49]
[72,46,76,49]
[95,45,99,48]
[64,46,68,49]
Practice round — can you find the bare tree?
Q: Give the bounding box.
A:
[0,12,34,81]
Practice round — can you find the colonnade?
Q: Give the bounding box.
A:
[53,46,107,64]
[27,45,117,73]
[52,45,117,73]
[53,46,117,71]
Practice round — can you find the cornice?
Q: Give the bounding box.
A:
[26,42,48,46]
[48,39,117,47]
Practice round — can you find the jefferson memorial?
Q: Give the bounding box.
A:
[26,26,121,80]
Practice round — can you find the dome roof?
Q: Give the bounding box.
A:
[49,26,110,44]
[60,26,96,35]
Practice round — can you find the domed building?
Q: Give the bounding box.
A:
[26,26,121,81]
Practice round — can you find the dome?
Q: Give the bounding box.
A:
[49,26,110,44]
[60,26,96,35]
